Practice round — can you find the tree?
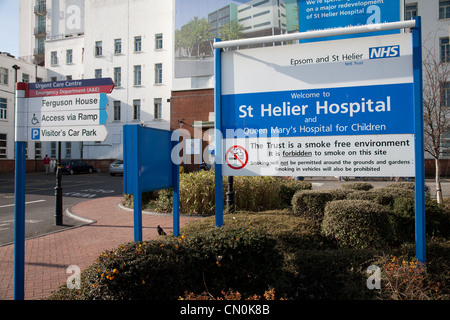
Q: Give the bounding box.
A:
[422,30,450,204]
[219,20,245,41]
[175,17,212,58]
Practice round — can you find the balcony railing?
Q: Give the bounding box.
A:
[33,47,45,56]
[34,25,46,36]
[34,4,46,15]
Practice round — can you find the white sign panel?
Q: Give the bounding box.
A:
[30,125,108,142]
[221,33,415,177]
[20,79,114,142]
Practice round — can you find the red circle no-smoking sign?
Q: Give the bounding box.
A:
[225,146,249,170]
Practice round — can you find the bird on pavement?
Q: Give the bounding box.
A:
[157,225,166,236]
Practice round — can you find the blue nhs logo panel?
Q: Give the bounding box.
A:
[369,45,400,59]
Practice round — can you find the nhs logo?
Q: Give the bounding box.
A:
[369,45,400,59]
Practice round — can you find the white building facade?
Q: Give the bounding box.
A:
[19,0,174,160]
[0,52,50,160]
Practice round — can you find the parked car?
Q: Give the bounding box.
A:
[60,160,95,175]
[109,160,123,176]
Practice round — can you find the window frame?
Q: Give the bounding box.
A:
[154,63,163,84]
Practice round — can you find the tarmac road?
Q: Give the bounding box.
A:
[0,172,124,246]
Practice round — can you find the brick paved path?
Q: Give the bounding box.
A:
[0,197,200,300]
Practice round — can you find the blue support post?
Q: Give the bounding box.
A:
[172,131,180,237]
[14,141,26,300]
[131,126,143,242]
[214,38,224,228]
[413,17,426,265]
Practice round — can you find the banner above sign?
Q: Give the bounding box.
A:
[298,0,404,42]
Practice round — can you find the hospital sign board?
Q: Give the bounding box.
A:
[220,33,415,177]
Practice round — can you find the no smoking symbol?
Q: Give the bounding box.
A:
[225,146,249,170]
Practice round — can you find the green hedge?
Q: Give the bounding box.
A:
[321,200,394,249]
[57,225,283,300]
[291,189,350,223]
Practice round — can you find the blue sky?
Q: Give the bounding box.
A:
[0,0,19,57]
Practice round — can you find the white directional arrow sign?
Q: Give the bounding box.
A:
[27,93,109,113]
[28,109,108,127]
[29,125,108,142]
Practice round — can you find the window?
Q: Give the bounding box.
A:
[66,49,73,64]
[51,76,57,82]
[442,82,450,107]
[35,142,42,159]
[254,0,270,7]
[22,74,30,83]
[154,63,162,84]
[114,39,122,54]
[440,38,450,62]
[51,51,58,65]
[440,0,450,19]
[134,36,142,52]
[113,101,121,121]
[405,3,418,20]
[0,68,8,85]
[0,134,6,158]
[0,98,7,120]
[66,75,72,80]
[95,41,102,56]
[50,142,57,158]
[95,69,102,79]
[66,142,72,159]
[154,98,162,119]
[133,99,141,120]
[114,67,121,87]
[155,34,163,49]
[253,10,270,18]
[134,65,142,86]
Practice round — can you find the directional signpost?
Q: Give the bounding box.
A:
[17,78,114,142]
[14,78,114,300]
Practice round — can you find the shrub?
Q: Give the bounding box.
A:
[291,190,334,222]
[233,176,282,212]
[58,225,283,300]
[185,224,284,296]
[291,189,349,223]
[321,200,394,249]
[180,288,278,300]
[384,182,430,198]
[340,182,373,191]
[346,190,395,207]
[375,255,448,300]
[390,197,449,242]
[178,170,217,215]
[181,212,332,252]
[277,179,312,208]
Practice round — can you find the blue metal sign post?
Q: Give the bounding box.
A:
[14,141,26,300]
[214,38,224,228]
[412,17,426,265]
[14,83,27,300]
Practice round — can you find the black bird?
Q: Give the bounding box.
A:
[157,225,166,236]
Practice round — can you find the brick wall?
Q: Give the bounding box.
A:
[170,89,214,172]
